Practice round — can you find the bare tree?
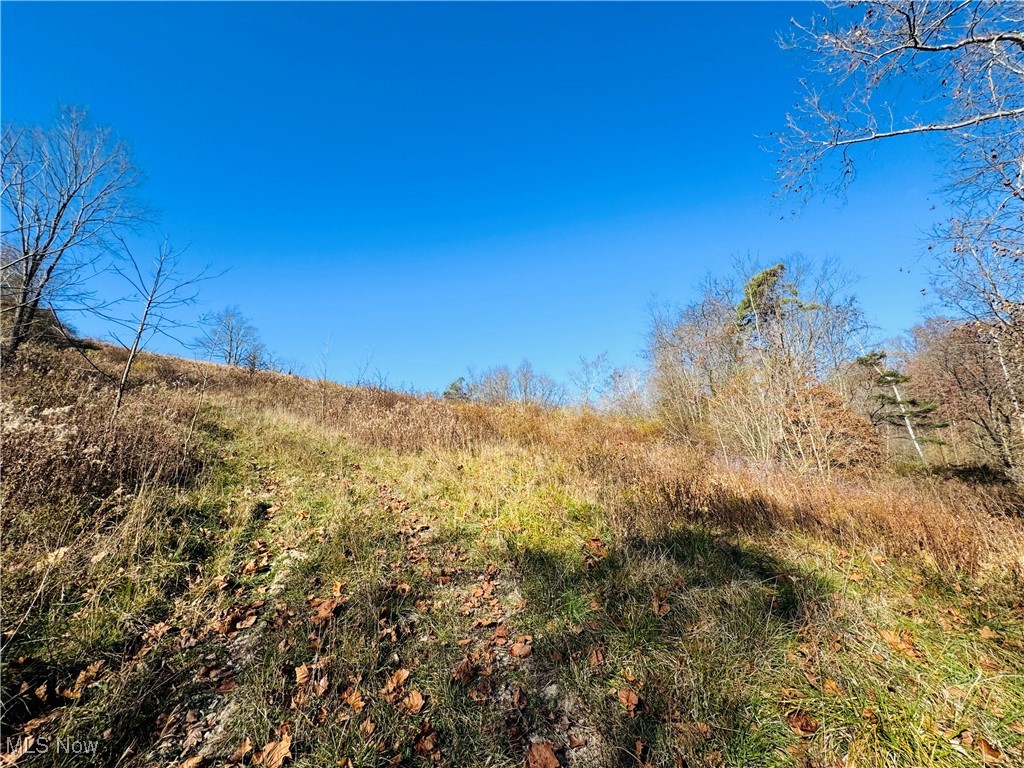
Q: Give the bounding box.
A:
[466,361,565,407]
[1,107,143,355]
[196,305,264,367]
[908,317,1021,473]
[468,365,513,404]
[569,352,612,407]
[109,238,207,421]
[778,2,1024,199]
[650,259,876,472]
[778,2,1024,472]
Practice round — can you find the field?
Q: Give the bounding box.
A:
[2,343,1023,768]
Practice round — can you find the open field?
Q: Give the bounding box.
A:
[2,344,1022,768]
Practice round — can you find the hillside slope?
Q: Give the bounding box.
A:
[2,344,1023,768]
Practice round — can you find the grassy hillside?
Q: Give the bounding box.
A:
[2,344,1023,768]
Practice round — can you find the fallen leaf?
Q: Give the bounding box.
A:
[588,647,605,667]
[255,730,291,768]
[526,742,560,768]
[978,737,1002,763]
[228,737,252,763]
[879,628,923,660]
[413,720,440,760]
[617,687,639,716]
[309,597,345,626]
[822,678,843,696]
[382,668,410,701]
[295,664,310,687]
[451,657,476,684]
[568,734,587,749]
[787,711,819,737]
[510,636,533,658]
[343,687,364,713]
[651,596,670,617]
[401,690,426,715]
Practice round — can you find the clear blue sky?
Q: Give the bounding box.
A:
[2,2,942,390]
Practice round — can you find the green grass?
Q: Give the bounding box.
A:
[3,394,1022,768]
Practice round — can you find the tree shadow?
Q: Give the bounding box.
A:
[506,526,835,767]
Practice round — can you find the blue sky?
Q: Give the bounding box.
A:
[2,2,943,390]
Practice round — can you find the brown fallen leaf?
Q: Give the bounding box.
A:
[879,628,923,660]
[343,687,365,713]
[822,678,844,696]
[978,737,1003,763]
[228,736,253,763]
[382,668,410,702]
[74,660,105,695]
[255,729,291,768]
[568,734,587,750]
[526,742,560,768]
[651,596,670,617]
[617,687,639,716]
[510,636,533,658]
[452,657,476,684]
[295,664,310,687]
[176,756,204,768]
[787,711,819,737]
[585,538,608,558]
[309,597,345,626]
[413,720,440,760]
[401,690,426,715]
[979,625,999,640]
[588,647,605,667]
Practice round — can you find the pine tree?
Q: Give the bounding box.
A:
[855,351,947,463]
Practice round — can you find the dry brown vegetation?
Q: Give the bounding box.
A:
[187,349,1022,577]
[2,342,1023,768]
[14,341,1021,578]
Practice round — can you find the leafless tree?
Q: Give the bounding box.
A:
[468,365,513,404]
[467,360,565,407]
[108,238,208,421]
[569,352,612,407]
[908,316,1022,474]
[1,107,143,356]
[195,305,264,367]
[778,1,1024,199]
[649,258,879,472]
[778,1,1024,473]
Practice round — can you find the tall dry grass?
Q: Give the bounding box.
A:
[6,342,1020,582]
[194,354,1023,576]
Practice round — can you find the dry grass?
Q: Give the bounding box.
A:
[2,342,1022,768]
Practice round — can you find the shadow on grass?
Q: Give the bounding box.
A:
[507,526,835,767]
